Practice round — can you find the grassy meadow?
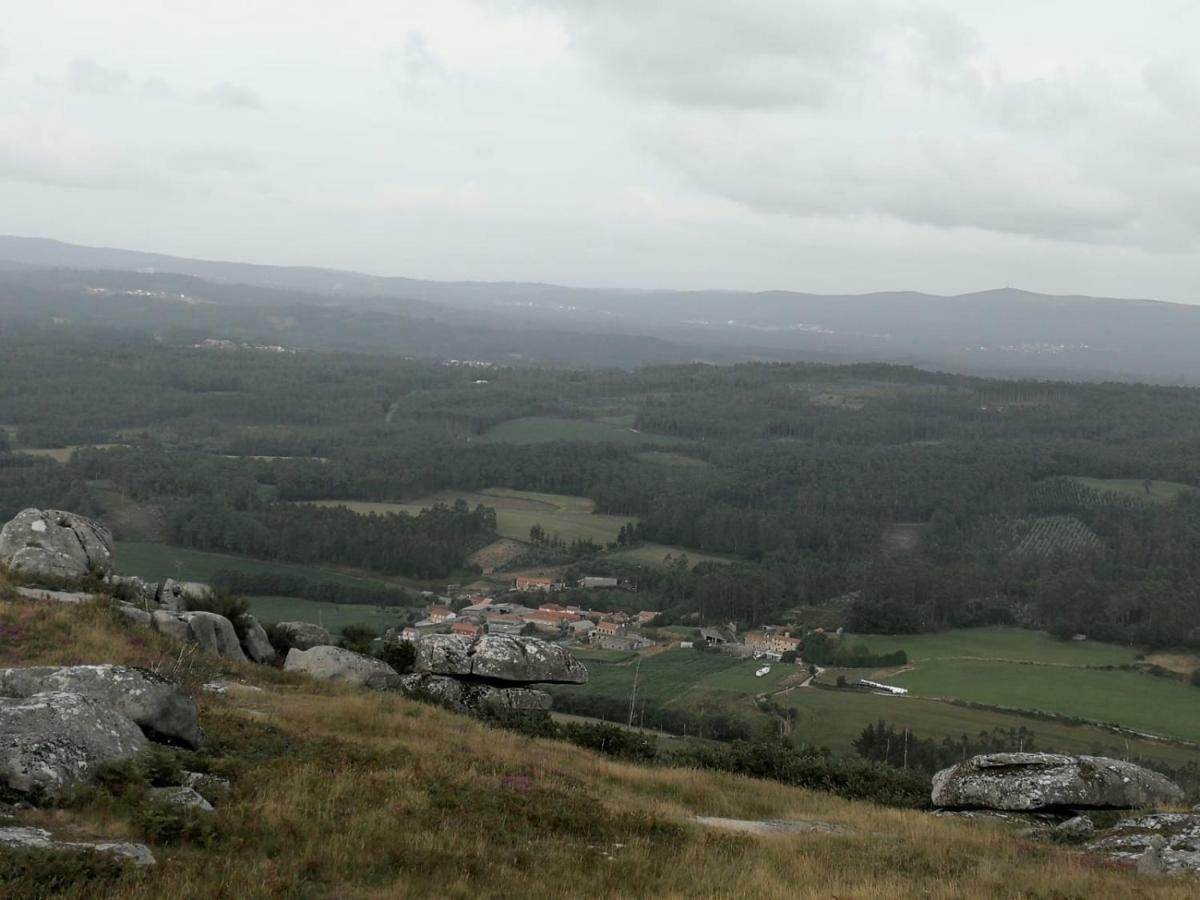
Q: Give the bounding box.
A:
[307,487,631,545]
[845,627,1139,666]
[0,593,1197,899]
[242,596,410,632]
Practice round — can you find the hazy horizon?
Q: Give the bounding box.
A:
[4,2,1200,303]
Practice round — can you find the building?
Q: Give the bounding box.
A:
[521,609,578,632]
[427,606,456,624]
[700,627,735,646]
[635,610,659,625]
[452,621,483,638]
[744,631,802,655]
[485,613,525,636]
[578,576,618,589]
[596,619,626,639]
[595,633,654,652]
[515,576,555,592]
[566,619,597,640]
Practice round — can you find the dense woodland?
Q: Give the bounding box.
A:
[3,322,1200,648]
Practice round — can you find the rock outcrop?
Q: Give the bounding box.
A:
[397,673,552,713]
[1087,814,1200,875]
[150,786,214,812]
[0,508,114,578]
[415,634,588,685]
[283,646,397,686]
[152,611,248,663]
[0,691,148,798]
[277,621,333,651]
[931,753,1184,812]
[0,665,204,749]
[156,579,211,612]
[0,825,155,866]
[238,614,277,664]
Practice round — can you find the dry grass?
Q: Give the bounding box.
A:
[1,595,1195,899]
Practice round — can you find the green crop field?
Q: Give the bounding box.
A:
[569,649,799,704]
[844,627,1139,666]
[1066,476,1200,504]
[307,488,630,545]
[242,596,410,633]
[890,660,1200,742]
[774,687,1200,769]
[113,541,426,594]
[636,451,709,467]
[478,417,680,446]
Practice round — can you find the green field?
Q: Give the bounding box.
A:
[243,596,410,633]
[570,648,798,704]
[845,627,1139,666]
[1066,476,1200,504]
[890,660,1200,742]
[636,450,709,467]
[114,541,424,594]
[308,488,630,545]
[478,417,679,446]
[775,687,1200,768]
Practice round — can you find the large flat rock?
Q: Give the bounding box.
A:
[415,634,588,685]
[0,508,114,579]
[284,646,397,686]
[0,691,148,798]
[932,753,1184,812]
[0,664,204,749]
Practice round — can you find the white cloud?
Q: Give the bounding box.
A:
[205,81,264,110]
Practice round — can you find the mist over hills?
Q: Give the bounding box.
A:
[1,234,1197,382]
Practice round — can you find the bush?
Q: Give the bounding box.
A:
[1191,668,1200,687]
[375,639,416,673]
[135,804,218,848]
[0,848,128,894]
[185,589,251,638]
[339,623,379,654]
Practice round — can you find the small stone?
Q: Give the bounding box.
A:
[150,786,214,812]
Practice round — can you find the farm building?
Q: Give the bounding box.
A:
[700,627,736,646]
[636,610,659,625]
[595,633,654,652]
[596,619,626,638]
[515,576,557,592]
[452,621,483,638]
[427,607,456,624]
[744,631,802,655]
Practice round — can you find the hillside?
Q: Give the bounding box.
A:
[5,236,1200,380]
[0,588,1194,899]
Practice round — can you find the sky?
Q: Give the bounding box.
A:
[3,1,1200,301]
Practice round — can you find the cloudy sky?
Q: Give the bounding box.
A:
[3,1,1200,300]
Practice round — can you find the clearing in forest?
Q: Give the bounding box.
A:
[308,488,629,545]
[1065,476,1200,504]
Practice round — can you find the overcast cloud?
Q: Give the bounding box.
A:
[1,1,1200,301]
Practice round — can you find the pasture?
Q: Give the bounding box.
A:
[890,660,1200,743]
[243,596,410,633]
[844,627,1139,666]
[1066,476,1200,504]
[308,488,630,545]
[113,541,424,593]
[478,417,679,446]
[570,648,799,704]
[775,687,1200,769]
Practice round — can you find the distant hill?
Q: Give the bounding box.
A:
[2,234,1199,381]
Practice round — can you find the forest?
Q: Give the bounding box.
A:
[3,321,1200,649]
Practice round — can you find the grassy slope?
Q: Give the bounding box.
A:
[1,594,1193,899]
[114,541,438,593]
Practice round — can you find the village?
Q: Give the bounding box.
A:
[389,574,909,694]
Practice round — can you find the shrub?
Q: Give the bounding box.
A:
[1191,668,1200,687]
[185,589,251,638]
[0,848,128,894]
[135,804,218,847]
[375,639,416,674]
[339,623,379,654]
